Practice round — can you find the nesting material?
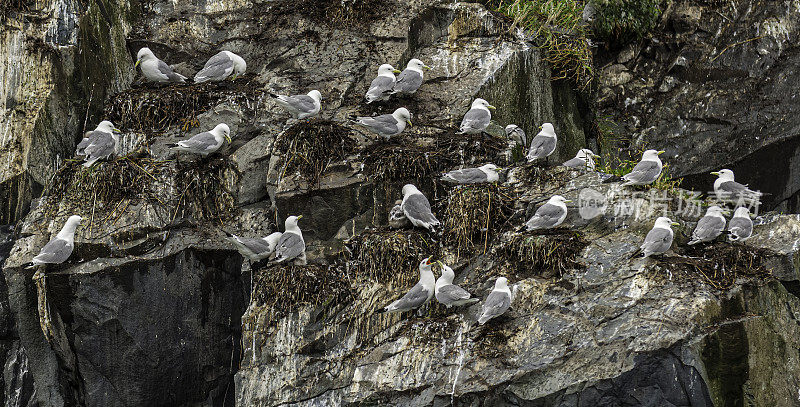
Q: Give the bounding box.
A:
[174,159,237,221]
[345,229,440,288]
[657,243,773,289]
[442,184,516,254]
[498,230,588,279]
[275,120,358,187]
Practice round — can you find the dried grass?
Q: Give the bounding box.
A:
[658,243,773,289]
[345,229,440,288]
[497,230,588,279]
[275,120,358,187]
[442,184,516,255]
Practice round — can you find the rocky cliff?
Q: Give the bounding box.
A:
[1,0,800,406]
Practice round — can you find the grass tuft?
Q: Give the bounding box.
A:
[442,184,517,255]
[345,229,440,288]
[275,120,358,188]
[174,159,237,221]
[498,230,588,279]
[655,243,773,289]
[592,0,662,45]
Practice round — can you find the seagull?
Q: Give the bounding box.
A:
[380,257,436,313]
[270,90,322,119]
[225,231,283,262]
[365,64,401,103]
[640,217,679,257]
[478,277,513,325]
[30,215,83,267]
[82,130,120,168]
[562,148,599,170]
[727,207,754,242]
[527,123,557,161]
[388,200,410,229]
[272,215,307,265]
[194,50,247,82]
[458,98,495,135]
[525,195,570,231]
[135,47,187,83]
[435,262,479,308]
[401,184,440,232]
[392,59,431,95]
[353,107,412,140]
[76,121,121,156]
[688,206,727,245]
[167,123,231,156]
[621,149,664,186]
[505,124,527,149]
[711,169,762,206]
[441,164,501,184]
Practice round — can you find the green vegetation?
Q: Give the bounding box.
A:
[493,0,593,88]
[592,0,662,45]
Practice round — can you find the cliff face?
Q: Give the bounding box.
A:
[0,0,799,406]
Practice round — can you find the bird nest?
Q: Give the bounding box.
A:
[105,77,264,133]
[513,163,576,192]
[442,184,517,255]
[0,0,27,18]
[173,159,237,221]
[344,228,440,288]
[251,263,354,328]
[653,243,774,289]
[497,230,588,279]
[270,0,397,29]
[275,120,358,188]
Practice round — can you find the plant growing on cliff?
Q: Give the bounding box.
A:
[590,0,662,45]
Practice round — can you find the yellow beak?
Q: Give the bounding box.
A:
[657,150,665,155]
[135,60,141,68]
[393,69,401,74]
[487,105,496,110]
[297,215,303,219]
[112,128,122,134]
[424,65,432,70]
[564,200,573,203]
[671,222,680,226]
[710,171,720,176]
[225,136,232,143]
[407,120,412,127]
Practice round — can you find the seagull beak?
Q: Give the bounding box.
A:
[657,150,666,155]
[393,69,401,74]
[134,60,140,68]
[225,136,232,144]
[564,200,573,203]
[112,128,122,134]
[487,105,496,110]
[297,215,303,220]
[671,222,680,226]
[423,65,432,70]
[592,153,600,158]
[407,120,412,127]
[710,171,720,176]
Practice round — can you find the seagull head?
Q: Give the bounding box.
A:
[96,120,121,134]
[538,123,555,136]
[307,90,322,102]
[576,148,598,160]
[641,149,665,161]
[471,98,496,111]
[504,124,521,134]
[480,163,500,172]
[710,168,735,181]
[706,205,728,217]
[654,216,679,229]
[733,206,751,218]
[213,123,232,143]
[135,47,156,67]
[223,51,247,76]
[392,108,412,127]
[285,215,303,231]
[406,58,431,72]
[494,277,509,290]
[401,183,421,197]
[420,257,434,272]
[549,195,571,206]
[436,261,455,283]
[378,64,400,77]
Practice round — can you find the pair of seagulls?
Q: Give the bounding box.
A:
[365,59,431,103]
[505,123,600,169]
[135,48,247,84]
[380,258,513,325]
[226,215,307,265]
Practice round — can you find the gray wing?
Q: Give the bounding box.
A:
[727,217,753,240]
[279,95,317,113]
[623,161,661,184]
[718,181,761,201]
[479,290,511,324]
[357,114,399,136]
[526,203,565,229]
[366,76,395,102]
[506,126,526,146]
[179,132,218,152]
[234,237,273,255]
[460,108,490,132]
[83,133,116,159]
[528,134,556,159]
[692,216,726,242]
[437,284,471,305]
[32,238,73,264]
[393,70,423,94]
[194,52,233,81]
[274,232,305,261]
[562,157,586,168]
[442,168,488,184]
[76,137,90,156]
[641,228,673,255]
[388,283,429,311]
[403,194,439,225]
[157,59,185,82]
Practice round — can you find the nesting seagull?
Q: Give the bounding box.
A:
[711,169,762,205]
[435,262,479,308]
[353,107,412,140]
[379,257,435,313]
[458,98,496,135]
[562,148,599,170]
[167,123,231,156]
[135,47,187,83]
[29,215,82,267]
[392,59,431,95]
[505,124,527,149]
[272,215,307,265]
[688,206,727,245]
[194,51,247,83]
[76,121,120,157]
[225,231,283,262]
[270,90,322,120]
[478,277,513,325]
[621,149,664,186]
[401,184,441,232]
[388,200,410,229]
[527,123,558,162]
[365,64,401,103]
[441,164,501,184]
[525,195,570,231]
[82,130,120,168]
[727,207,754,242]
[639,217,678,257]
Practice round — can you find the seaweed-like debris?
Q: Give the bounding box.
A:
[174,159,237,221]
[105,78,263,132]
[345,229,440,288]
[275,120,358,187]
[513,163,576,192]
[442,184,517,254]
[498,230,588,279]
[252,263,354,327]
[658,243,773,289]
[269,0,397,29]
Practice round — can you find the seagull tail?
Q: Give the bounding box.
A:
[82,158,99,168]
[628,247,643,259]
[23,262,36,270]
[687,239,701,245]
[603,175,624,184]
[268,92,280,99]
[165,143,179,148]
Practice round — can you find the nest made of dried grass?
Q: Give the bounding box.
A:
[173,159,237,221]
[345,228,440,288]
[275,120,358,187]
[657,243,774,289]
[497,230,588,279]
[442,183,517,255]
